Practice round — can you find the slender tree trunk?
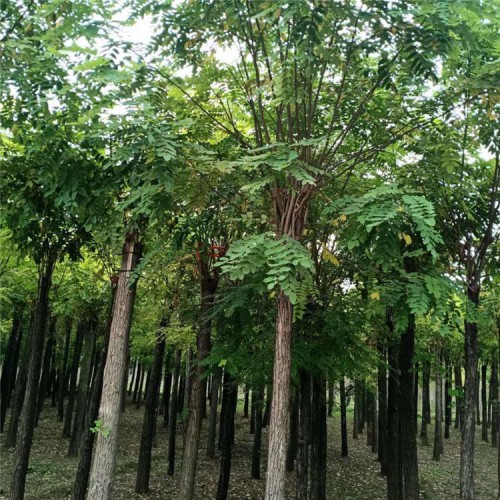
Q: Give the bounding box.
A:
[264,292,292,500]
[72,282,115,500]
[63,322,84,438]
[167,349,181,476]
[251,387,263,479]
[136,368,150,409]
[178,274,217,500]
[0,305,23,432]
[476,372,481,425]
[386,312,402,500]
[207,372,221,458]
[378,341,387,473]
[262,386,272,428]
[433,355,443,461]
[492,355,498,448]
[340,377,348,458]
[250,390,256,434]
[353,381,359,440]
[297,370,311,500]
[162,358,172,428]
[455,365,463,429]
[481,364,488,442]
[9,252,56,500]
[445,361,452,439]
[5,331,30,448]
[243,387,249,418]
[68,321,96,456]
[58,318,72,423]
[460,286,479,500]
[87,230,142,500]
[128,360,137,396]
[327,382,334,418]
[135,326,166,493]
[36,318,56,425]
[310,374,327,500]
[215,371,235,500]
[133,365,142,404]
[399,316,419,499]
[286,386,299,471]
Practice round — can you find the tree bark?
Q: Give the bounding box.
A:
[87,229,142,500]
[63,322,84,438]
[243,387,249,418]
[167,349,181,476]
[399,316,419,499]
[161,356,172,428]
[460,286,479,500]
[492,354,498,448]
[207,371,221,459]
[68,320,96,456]
[251,386,263,479]
[135,325,166,493]
[327,382,334,418]
[340,377,348,458]
[133,364,142,404]
[310,374,327,500]
[9,251,56,500]
[433,356,443,461]
[480,364,488,442]
[0,305,23,432]
[286,386,299,471]
[378,341,387,473]
[215,371,235,500]
[178,273,217,500]
[36,318,56,425]
[297,370,311,500]
[264,292,292,500]
[455,365,463,429]
[57,318,72,423]
[72,282,115,500]
[445,361,452,439]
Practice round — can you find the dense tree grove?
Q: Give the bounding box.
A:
[0,1,499,499]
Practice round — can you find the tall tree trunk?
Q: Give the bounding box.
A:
[68,321,96,456]
[133,365,142,404]
[340,377,348,458]
[215,371,235,500]
[492,354,498,448]
[251,387,263,479]
[310,374,327,500]
[136,368,149,409]
[58,318,72,423]
[262,386,272,428]
[161,356,172,428]
[297,370,311,500]
[433,355,443,461]
[207,371,221,459]
[72,281,115,500]
[455,365,463,429]
[445,361,452,439]
[63,322,84,438]
[178,274,217,500]
[36,318,56,424]
[386,312,402,500]
[87,230,142,500]
[481,364,488,442]
[243,387,249,418]
[399,315,419,499]
[327,382,334,418]
[9,251,56,500]
[264,292,292,500]
[353,381,360,440]
[460,286,479,500]
[135,326,166,493]
[128,360,138,396]
[5,327,30,448]
[286,387,299,471]
[167,349,181,476]
[0,305,23,432]
[378,341,387,473]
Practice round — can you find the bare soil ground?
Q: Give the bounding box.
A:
[0,401,497,499]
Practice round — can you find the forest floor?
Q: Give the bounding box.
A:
[0,401,497,499]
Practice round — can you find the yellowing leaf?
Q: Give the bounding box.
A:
[340,214,347,222]
[402,233,412,245]
[370,291,380,301]
[322,247,340,266]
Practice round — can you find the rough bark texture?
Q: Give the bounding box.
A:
[68,321,96,456]
[72,283,115,500]
[167,349,181,476]
[264,292,292,500]
[399,316,419,499]
[340,377,348,458]
[9,252,55,500]
[178,274,217,500]
[135,327,165,493]
[460,286,479,500]
[87,230,142,500]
